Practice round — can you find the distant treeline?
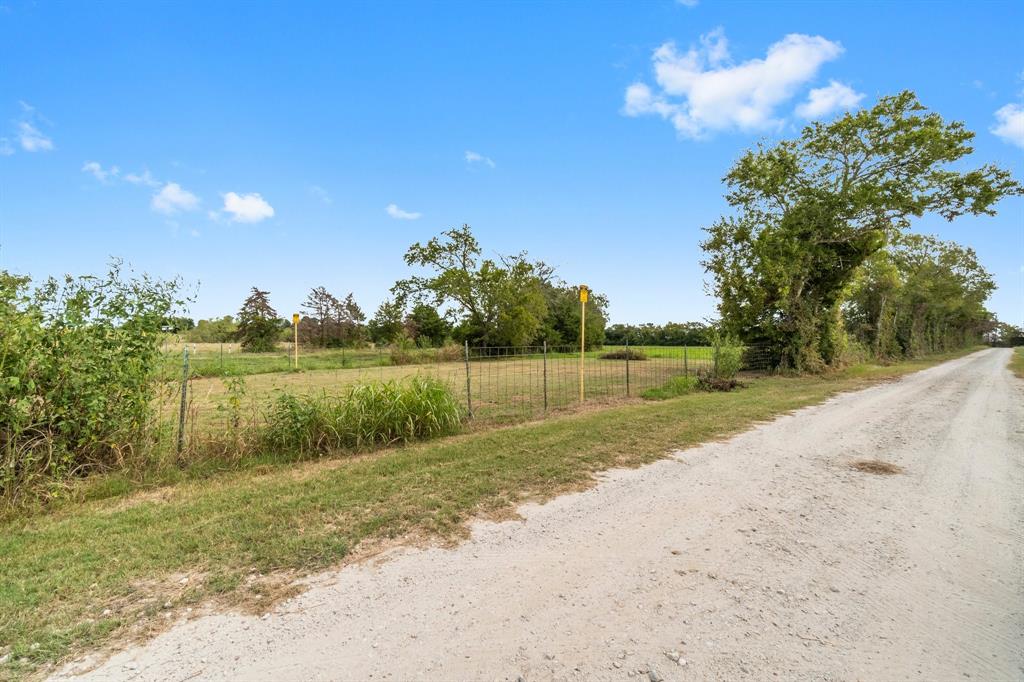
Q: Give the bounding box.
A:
[170,225,610,352]
[603,322,712,346]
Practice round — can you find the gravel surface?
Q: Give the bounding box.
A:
[55,349,1024,681]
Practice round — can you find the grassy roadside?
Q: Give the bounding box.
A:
[1010,347,1024,378]
[0,348,980,679]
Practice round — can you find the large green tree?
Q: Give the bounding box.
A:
[702,91,1021,371]
[236,287,279,352]
[392,225,550,347]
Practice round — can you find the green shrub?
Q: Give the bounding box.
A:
[641,374,698,400]
[1,264,182,502]
[711,334,743,379]
[434,343,465,363]
[264,376,463,454]
[599,348,647,361]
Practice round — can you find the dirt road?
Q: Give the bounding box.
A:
[58,349,1024,681]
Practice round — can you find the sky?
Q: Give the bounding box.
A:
[1,0,1022,327]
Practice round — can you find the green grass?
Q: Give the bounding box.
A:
[641,374,699,400]
[1010,347,1024,379]
[0,348,978,679]
[160,346,397,379]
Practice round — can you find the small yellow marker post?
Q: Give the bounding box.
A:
[579,284,588,402]
[292,313,300,369]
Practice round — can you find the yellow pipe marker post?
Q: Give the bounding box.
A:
[579,284,588,402]
[292,313,300,369]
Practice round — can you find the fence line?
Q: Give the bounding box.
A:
[172,343,774,446]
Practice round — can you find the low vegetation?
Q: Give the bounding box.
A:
[263,377,463,454]
[1010,347,1024,379]
[0,349,977,678]
[640,375,698,400]
[0,264,181,504]
[599,348,647,361]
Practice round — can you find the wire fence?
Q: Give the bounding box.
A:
[167,343,775,450]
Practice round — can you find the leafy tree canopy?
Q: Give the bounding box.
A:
[236,287,279,352]
[702,91,1021,370]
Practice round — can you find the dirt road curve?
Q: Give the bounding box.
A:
[58,349,1024,681]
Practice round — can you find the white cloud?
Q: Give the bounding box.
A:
[81,161,120,183]
[222,191,275,223]
[795,80,864,119]
[308,185,333,204]
[623,28,844,138]
[0,138,13,156]
[386,203,422,220]
[465,150,496,168]
[152,182,200,214]
[17,121,53,151]
[124,169,160,187]
[991,103,1024,149]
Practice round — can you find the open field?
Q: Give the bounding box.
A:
[171,345,737,436]
[0,348,983,679]
[158,341,723,379]
[51,348,1023,682]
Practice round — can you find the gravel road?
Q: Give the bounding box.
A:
[57,349,1024,681]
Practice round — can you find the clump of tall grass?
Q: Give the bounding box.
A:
[641,374,698,400]
[263,376,463,454]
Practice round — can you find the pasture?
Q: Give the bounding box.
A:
[168,345,730,437]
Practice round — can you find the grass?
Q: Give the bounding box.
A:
[641,374,700,400]
[0,348,979,679]
[160,344,404,379]
[159,343,720,380]
[174,347,726,437]
[1009,346,1024,379]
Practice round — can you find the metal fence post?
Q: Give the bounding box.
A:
[464,340,473,418]
[625,336,631,397]
[714,344,720,377]
[176,346,190,457]
[542,340,548,411]
[683,345,688,377]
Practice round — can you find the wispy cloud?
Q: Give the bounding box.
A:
[17,121,53,152]
[124,169,160,187]
[465,150,496,169]
[81,161,120,183]
[222,191,275,223]
[991,103,1024,149]
[386,203,422,220]
[623,28,844,138]
[677,0,698,7]
[152,182,200,214]
[308,184,333,204]
[795,80,864,119]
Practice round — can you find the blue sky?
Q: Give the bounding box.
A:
[1,0,1022,326]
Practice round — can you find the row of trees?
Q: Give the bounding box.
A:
[845,235,996,358]
[702,91,1021,370]
[204,225,609,352]
[604,322,712,346]
[388,224,607,349]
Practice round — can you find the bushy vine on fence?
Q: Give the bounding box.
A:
[0,264,183,501]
